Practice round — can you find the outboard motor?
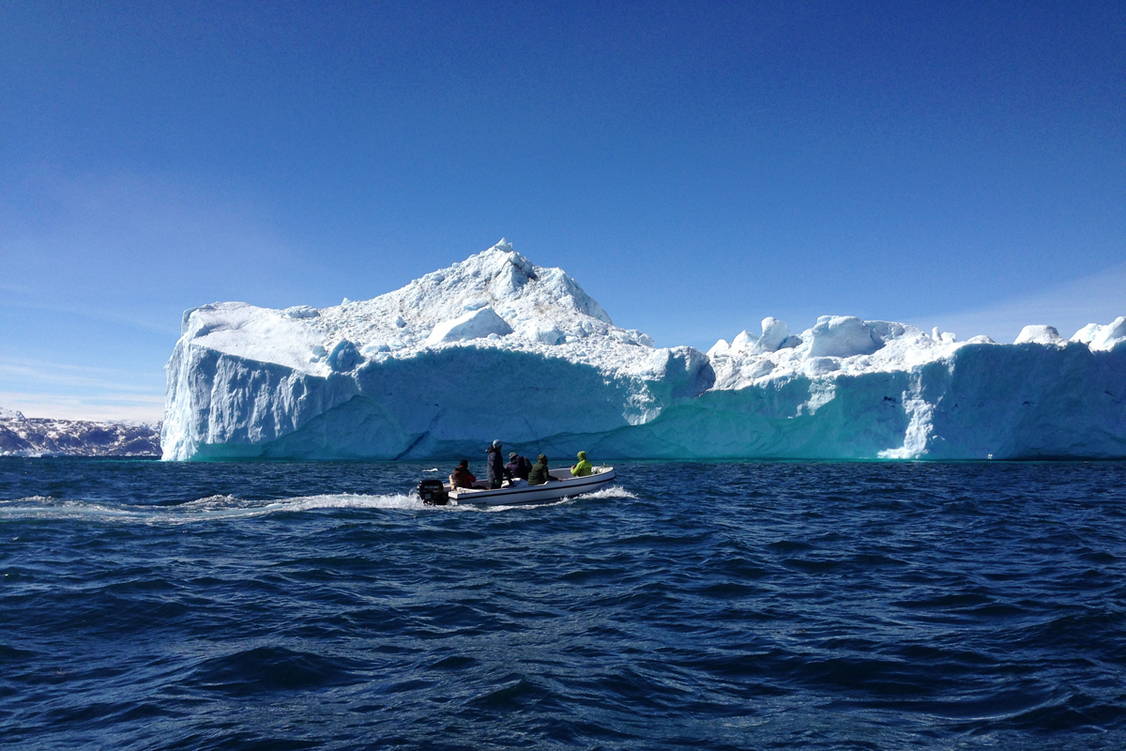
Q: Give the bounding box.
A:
[417,479,449,506]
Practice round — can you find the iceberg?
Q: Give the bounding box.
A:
[162,240,1126,460]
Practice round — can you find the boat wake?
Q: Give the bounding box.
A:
[570,485,636,501]
[0,485,636,524]
[0,493,431,524]
[465,484,637,512]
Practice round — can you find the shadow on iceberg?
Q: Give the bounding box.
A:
[174,347,711,461]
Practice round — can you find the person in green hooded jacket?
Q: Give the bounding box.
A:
[570,451,593,477]
[528,454,554,485]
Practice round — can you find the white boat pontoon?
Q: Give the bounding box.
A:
[417,467,616,506]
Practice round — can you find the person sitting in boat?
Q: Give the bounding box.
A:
[486,439,510,489]
[571,450,593,477]
[450,459,477,489]
[506,451,532,481]
[528,454,556,485]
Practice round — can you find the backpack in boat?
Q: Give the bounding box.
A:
[417,479,449,506]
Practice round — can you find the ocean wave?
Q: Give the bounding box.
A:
[4,459,1124,750]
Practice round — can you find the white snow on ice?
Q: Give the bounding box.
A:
[161,240,1126,461]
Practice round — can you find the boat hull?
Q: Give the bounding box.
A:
[447,467,616,506]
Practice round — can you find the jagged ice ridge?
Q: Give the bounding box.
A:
[162,240,1126,460]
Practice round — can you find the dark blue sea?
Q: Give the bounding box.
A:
[1,458,1123,750]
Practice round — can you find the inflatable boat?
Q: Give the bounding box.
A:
[418,466,616,506]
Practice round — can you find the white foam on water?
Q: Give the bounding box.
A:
[0,484,634,524]
[579,485,637,500]
[474,498,574,513]
[0,492,433,525]
[457,484,638,512]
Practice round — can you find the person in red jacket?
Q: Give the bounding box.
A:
[449,459,477,489]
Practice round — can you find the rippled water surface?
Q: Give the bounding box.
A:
[2,458,1124,750]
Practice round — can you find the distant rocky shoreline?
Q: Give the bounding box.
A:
[0,409,161,457]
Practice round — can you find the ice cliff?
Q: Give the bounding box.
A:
[162,240,1126,460]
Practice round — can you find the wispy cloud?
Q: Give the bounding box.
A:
[0,281,30,296]
[0,297,180,336]
[0,356,163,392]
[0,169,299,423]
[0,391,164,422]
[0,356,164,421]
[2,169,302,306]
[913,262,1126,342]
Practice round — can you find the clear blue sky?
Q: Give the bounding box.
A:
[2,1,1122,420]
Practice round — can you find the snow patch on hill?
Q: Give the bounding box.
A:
[0,411,161,457]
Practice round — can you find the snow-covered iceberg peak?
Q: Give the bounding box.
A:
[1070,316,1126,351]
[1014,324,1063,346]
[161,242,1126,462]
[306,239,637,365]
[806,316,887,358]
[162,240,683,460]
[706,317,796,359]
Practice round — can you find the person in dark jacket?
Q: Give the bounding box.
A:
[450,459,476,489]
[486,439,509,489]
[506,451,532,480]
[528,454,554,485]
